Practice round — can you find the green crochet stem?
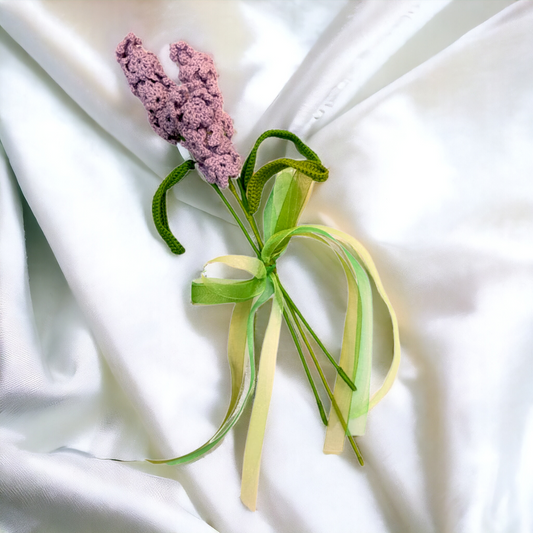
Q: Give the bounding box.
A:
[276,278,357,392]
[239,129,329,214]
[282,305,329,426]
[211,183,261,257]
[152,159,196,254]
[228,180,264,248]
[287,303,364,466]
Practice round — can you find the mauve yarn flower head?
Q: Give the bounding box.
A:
[116,33,241,188]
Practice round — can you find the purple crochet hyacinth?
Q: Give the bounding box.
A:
[116,33,241,188]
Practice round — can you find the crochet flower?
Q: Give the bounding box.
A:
[112,32,400,515]
[116,33,241,188]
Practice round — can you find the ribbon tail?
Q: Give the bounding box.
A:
[323,256,360,454]
[148,291,268,466]
[241,287,283,511]
[343,247,373,436]
[224,300,254,423]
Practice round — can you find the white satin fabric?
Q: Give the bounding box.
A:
[1,1,532,531]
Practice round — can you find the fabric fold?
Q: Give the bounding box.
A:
[2,1,532,532]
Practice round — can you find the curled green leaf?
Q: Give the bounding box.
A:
[246,158,328,214]
[239,129,328,214]
[152,159,196,254]
[240,129,321,190]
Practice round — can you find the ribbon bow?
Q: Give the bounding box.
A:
[181,221,400,510]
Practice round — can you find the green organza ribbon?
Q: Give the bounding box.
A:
[148,165,400,511]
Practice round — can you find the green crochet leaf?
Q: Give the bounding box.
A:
[247,158,327,214]
[239,129,328,214]
[151,159,196,254]
[240,129,321,190]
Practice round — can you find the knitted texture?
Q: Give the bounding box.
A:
[239,130,329,214]
[116,33,241,188]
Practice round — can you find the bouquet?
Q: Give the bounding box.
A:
[115,33,400,511]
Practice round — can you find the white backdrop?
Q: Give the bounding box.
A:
[1,1,532,532]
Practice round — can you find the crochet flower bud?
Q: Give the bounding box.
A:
[116,33,241,188]
[116,33,182,144]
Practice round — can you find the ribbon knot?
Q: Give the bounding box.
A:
[265,264,277,275]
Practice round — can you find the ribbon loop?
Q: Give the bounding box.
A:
[263,168,314,243]
[191,255,267,305]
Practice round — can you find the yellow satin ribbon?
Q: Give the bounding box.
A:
[240,280,284,511]
[321,226,401,411]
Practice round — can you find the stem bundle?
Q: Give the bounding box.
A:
[214,181,364,465]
